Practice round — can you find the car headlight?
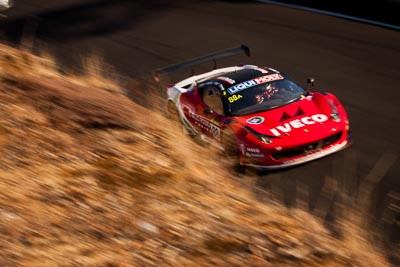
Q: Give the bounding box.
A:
[327,99,340,122]
[244,126,273,144]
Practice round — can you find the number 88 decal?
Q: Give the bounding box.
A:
[228,94,243,103]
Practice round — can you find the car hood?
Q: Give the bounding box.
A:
[236,92,343,142]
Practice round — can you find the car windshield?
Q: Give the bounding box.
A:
[223,78,306,116]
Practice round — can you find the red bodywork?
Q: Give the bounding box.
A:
[177,87,350,169]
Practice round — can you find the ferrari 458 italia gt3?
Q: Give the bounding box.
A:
[155,45,351,169]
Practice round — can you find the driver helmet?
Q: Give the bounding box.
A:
[255,84,278,104]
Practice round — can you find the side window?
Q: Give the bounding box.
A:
[201,86,224,115]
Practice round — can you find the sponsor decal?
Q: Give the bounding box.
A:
[186,108,221,140]
[228,94,243,103]
[246,116,265,125]
[210,124,221,140]
[217,76,235,84]
[241,147,262,156]
[246,148,260,153]
[227,73,284,95]
[246,152,265,158]
[269,114,329,136]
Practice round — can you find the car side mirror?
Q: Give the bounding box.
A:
[204,108,214,115]
[307,77,315,87]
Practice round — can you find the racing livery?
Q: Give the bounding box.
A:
[157,45,351,169]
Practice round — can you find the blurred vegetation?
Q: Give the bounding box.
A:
[0,43,391,266]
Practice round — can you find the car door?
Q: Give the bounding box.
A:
[180,85,223,143]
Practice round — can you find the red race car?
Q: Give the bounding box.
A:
[156,45,351,169]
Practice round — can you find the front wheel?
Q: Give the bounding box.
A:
[221,129,243,172]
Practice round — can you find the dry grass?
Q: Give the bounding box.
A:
[0,45,124,94]
[0,43,391,266]
[74,52,125,94]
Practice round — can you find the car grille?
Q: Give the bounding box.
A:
[271,131,343,160]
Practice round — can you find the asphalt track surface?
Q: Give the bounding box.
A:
[257,0,400,30]
[1,0,400,263]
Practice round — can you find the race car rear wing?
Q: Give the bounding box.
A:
[153,44,251,80]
